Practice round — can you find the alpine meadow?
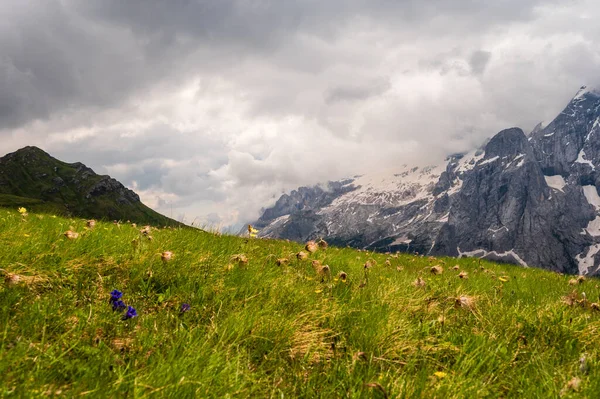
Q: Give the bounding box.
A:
[3,1,600,398]
[1,208,599,397]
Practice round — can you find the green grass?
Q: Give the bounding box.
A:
[1,209,599,398]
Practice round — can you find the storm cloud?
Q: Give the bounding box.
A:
[1,0,599,227]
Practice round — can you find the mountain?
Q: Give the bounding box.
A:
[0,146,179,226]
[253,86,600,275]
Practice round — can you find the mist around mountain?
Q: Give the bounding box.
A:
[0,146,179,226]
[253,86,600,275]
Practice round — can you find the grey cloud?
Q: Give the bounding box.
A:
[470,50,492,75]
[0,0,599,228]
[0,0,557,131]
[325,79,391,104]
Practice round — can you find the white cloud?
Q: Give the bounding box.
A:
[0,0,599,227]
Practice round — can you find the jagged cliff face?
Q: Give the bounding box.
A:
[254,86,600,275]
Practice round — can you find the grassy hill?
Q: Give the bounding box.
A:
[0,146,179,227]
[1,209,599,397]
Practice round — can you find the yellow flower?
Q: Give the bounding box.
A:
[24,234,30,237]
[314,289,323,294]
[433,371,447,379]
[498,277,509,282]
[247,224,259,238]
[18,207,27,215]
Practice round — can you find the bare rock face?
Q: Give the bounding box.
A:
[253,86,600,275]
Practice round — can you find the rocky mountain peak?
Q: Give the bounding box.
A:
[251,85,600,275]
[484,127,530,158]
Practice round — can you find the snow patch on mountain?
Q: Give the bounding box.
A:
[576,149,595,169]
[582,185,600,210]
[457,247,528,267]
[544,175,566,192]
[576,244,600,275]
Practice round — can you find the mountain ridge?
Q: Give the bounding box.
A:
[253,86,600,275]
[0,146,180,226]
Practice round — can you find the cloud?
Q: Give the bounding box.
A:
[469,51,492,75]
[0,0,599,226]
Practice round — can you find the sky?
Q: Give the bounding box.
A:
[1,0,600,229]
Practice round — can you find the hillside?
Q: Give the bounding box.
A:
[1,209,599,397]
[0,146,179,226]
[253,86,600,276]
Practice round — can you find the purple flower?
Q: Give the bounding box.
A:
[180,303,191,313]
[112,300,126,311]
[110,290,123,303]
[122,306,137,320]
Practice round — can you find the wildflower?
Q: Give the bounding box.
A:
[364,260,375,269]
[498,276,509,282]
[305,241,318,253]
[338,271,348,282]
[231,254,248,266]
[112,300,126,311]
[180,303,191,313]
[161,251,173,262]
[317,239,328,249]
[276,258,289,266]
[413,277,426,287]
[318,265,331,280]
[452,265,460,271]
[311,260,322,271]
[5,273,22,285]
[131,223,137,228]
[140,226,151,235]
[430,265,443,275]
[577,276,586,284]
[396,266,404,272]
[110,289,123,302]
[122,306,138,320]
[64,230,79,240]
[458,271,468,279]
[562,291,579,306]
[248,225,259,238]
[314,288,323,294]
[566,376,581,391]
[296,251,308,261]
[385,259,391,267]
[433,371,447,379]
[18,207,27,214]
[86,220,96,229]
[455,295,476,309]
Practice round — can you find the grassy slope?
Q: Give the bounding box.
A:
[0,147,179,227]
[1,210,599,398]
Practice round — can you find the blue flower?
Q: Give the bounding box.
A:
[180,303,191,313]
[122,306,138,320]
[112,300,126,311]
[110,290,123,303]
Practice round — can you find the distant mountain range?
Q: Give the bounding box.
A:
[252,86,600,275]
[0,146,178,226]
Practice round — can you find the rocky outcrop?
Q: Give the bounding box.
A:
[253,86,600,275]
